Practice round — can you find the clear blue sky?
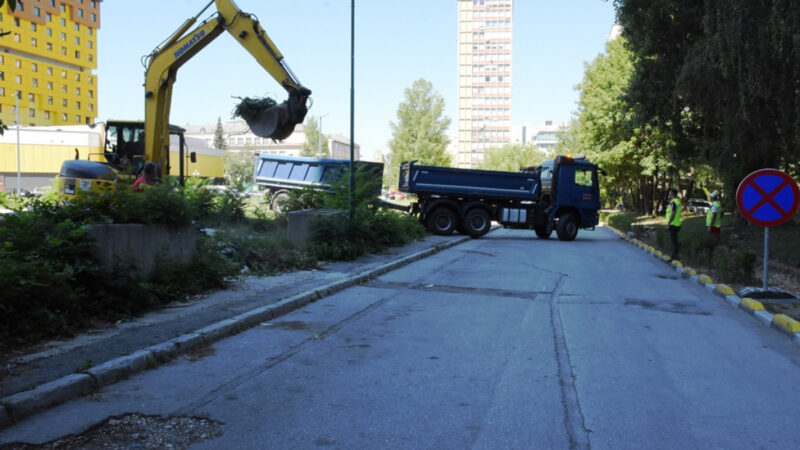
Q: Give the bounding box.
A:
[98,0,617,159]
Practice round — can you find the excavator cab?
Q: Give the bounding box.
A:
[242,87,311,141]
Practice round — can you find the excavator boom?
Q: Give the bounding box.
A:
[143,0,311,175]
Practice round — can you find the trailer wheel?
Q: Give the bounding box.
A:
[271,191,290,213]
[556,214,578,241]
[427,207,457,235]
[534,224,552,239]
[462,208,492,238]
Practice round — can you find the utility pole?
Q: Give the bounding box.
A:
[317,113,329,158]
[14,93,21,197]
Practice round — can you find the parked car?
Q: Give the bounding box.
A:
[1,187,35,198]
[687,198,712,213]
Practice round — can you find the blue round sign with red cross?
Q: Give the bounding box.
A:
[736,169,800,227]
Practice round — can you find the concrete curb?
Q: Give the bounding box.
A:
[0,233,473,429]
[604,224,800,346]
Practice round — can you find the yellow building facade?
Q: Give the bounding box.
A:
[0,0,100,127]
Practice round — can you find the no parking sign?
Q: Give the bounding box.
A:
[736,169,800,227]
[736,168,800,290]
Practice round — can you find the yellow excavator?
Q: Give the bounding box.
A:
[58,0,311,197]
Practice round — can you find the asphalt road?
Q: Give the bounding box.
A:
[3,227,800,449]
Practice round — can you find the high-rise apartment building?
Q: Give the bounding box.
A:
[0,0,100,127]
[457,0,513,168]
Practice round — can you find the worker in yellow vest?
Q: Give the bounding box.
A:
[707,191,722,243]
[666,188,682,261]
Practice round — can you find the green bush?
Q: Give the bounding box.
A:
[712,247,756,285]
[600,211,639,232]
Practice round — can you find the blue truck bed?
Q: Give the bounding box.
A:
[399,161,540,201]
[254,154,383,193]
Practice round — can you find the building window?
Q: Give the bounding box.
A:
[88,76,93,85]
[62,99,67,107]
[15,75,22,84]
[60,32,66,40]
[75,74,81,82]
[34,7,40,16]
[75,50,80,59]
[13,33,20,42]
[44,111,51,119]
[46,42,52,51]
[0,88,3,96]
[47,67,53,75]
[28,93,34,102]
[90,13,96,22]
[30,23,37,31]
[0,56,3,64]
[61,70,66,78]
[32,78,38,87]
[87,40,93,49]
[78,9,84,17]
[30,37,37,47]
[75,87,80,95]
[46,13,51,22]
[46,27,52,36]
[89,103,93,112]
[61,46,66,55]
[0,72,4,81]
[15,59,21,68]
[61,85,67,93]
[88,54,93,62]
[50,0,55,6]
[47,96,53,105]
[14,18,19,26]
[60,17,66,26]
[31,63,37,72]
[75,24,80,31]
[76,115,81,123]
[47,81,53,90]
[75,37,80,45]
[62,113,67,121]
[29,108,35,118]
[88,28,93,35]
[76,101,81,110]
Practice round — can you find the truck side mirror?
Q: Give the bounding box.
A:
[190,152,197,163]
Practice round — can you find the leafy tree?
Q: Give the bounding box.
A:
[615,0,800,195]
[301,116,329,158]
[483,144,546,172]
[386,79,452,188]
[213,117,227,150]
[224,147,255,190]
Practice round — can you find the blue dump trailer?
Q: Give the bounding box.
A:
[399,155,602,240]
[254,154,384,211]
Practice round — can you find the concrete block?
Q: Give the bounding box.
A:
[196,318,241,342]
[705,283,717,292]
[287,209,343,248]
[87,349,153,387]
[739,297,765,312]
[754,310,774,326]
[725,295,742,307]
[714,284,735,297]
[2,373,95,422]
[772,314,800,334]
[88,224,196,277]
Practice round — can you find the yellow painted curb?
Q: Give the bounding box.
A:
[682,267,696,276]
[697,274,712,284]
[714,284,735,296]
[739,298,765,311]
[671,260,683,268]
[772,314,800,333]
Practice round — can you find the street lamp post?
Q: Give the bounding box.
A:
[317,113,329,158]
[14,93,21,197]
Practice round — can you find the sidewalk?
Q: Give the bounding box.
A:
[0,233,471,428]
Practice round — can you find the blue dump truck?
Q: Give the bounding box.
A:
[254,154,384,211]
[398,155,602,240]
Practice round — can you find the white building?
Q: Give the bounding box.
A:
[457,0,514,168]
[512,121,566,156]
[183,120,361,160]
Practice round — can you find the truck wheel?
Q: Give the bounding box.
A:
[556,214,578,241]
[534,224,552,239]
[427,208,457,235]
[271,192,290,213]
[463,208,492,238]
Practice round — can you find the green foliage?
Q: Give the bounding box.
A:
[301,116,329,157]
[386,79,452,188]
[600,211,640,232]
[213,117,227,150]
[231,95,277,121]
[223,149,255,190]
[482,144,547,172]
[281,185,328,214]
[0,0,16,12]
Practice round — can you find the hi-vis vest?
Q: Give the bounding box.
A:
[666,197,682,226]
[706,200,722,227]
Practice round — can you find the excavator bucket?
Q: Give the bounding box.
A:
[245,88,311,141]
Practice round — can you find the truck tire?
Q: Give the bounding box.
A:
[462,208,492,238]
[271,191,290,213]
[556,214,578,241]
[534,224,552,239]
[427,207,457,235]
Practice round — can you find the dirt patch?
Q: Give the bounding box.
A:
[0,414,222,449]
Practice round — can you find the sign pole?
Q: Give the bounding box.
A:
[763,227,769,290]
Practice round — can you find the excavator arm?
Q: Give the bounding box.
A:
[143,0,311,175]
